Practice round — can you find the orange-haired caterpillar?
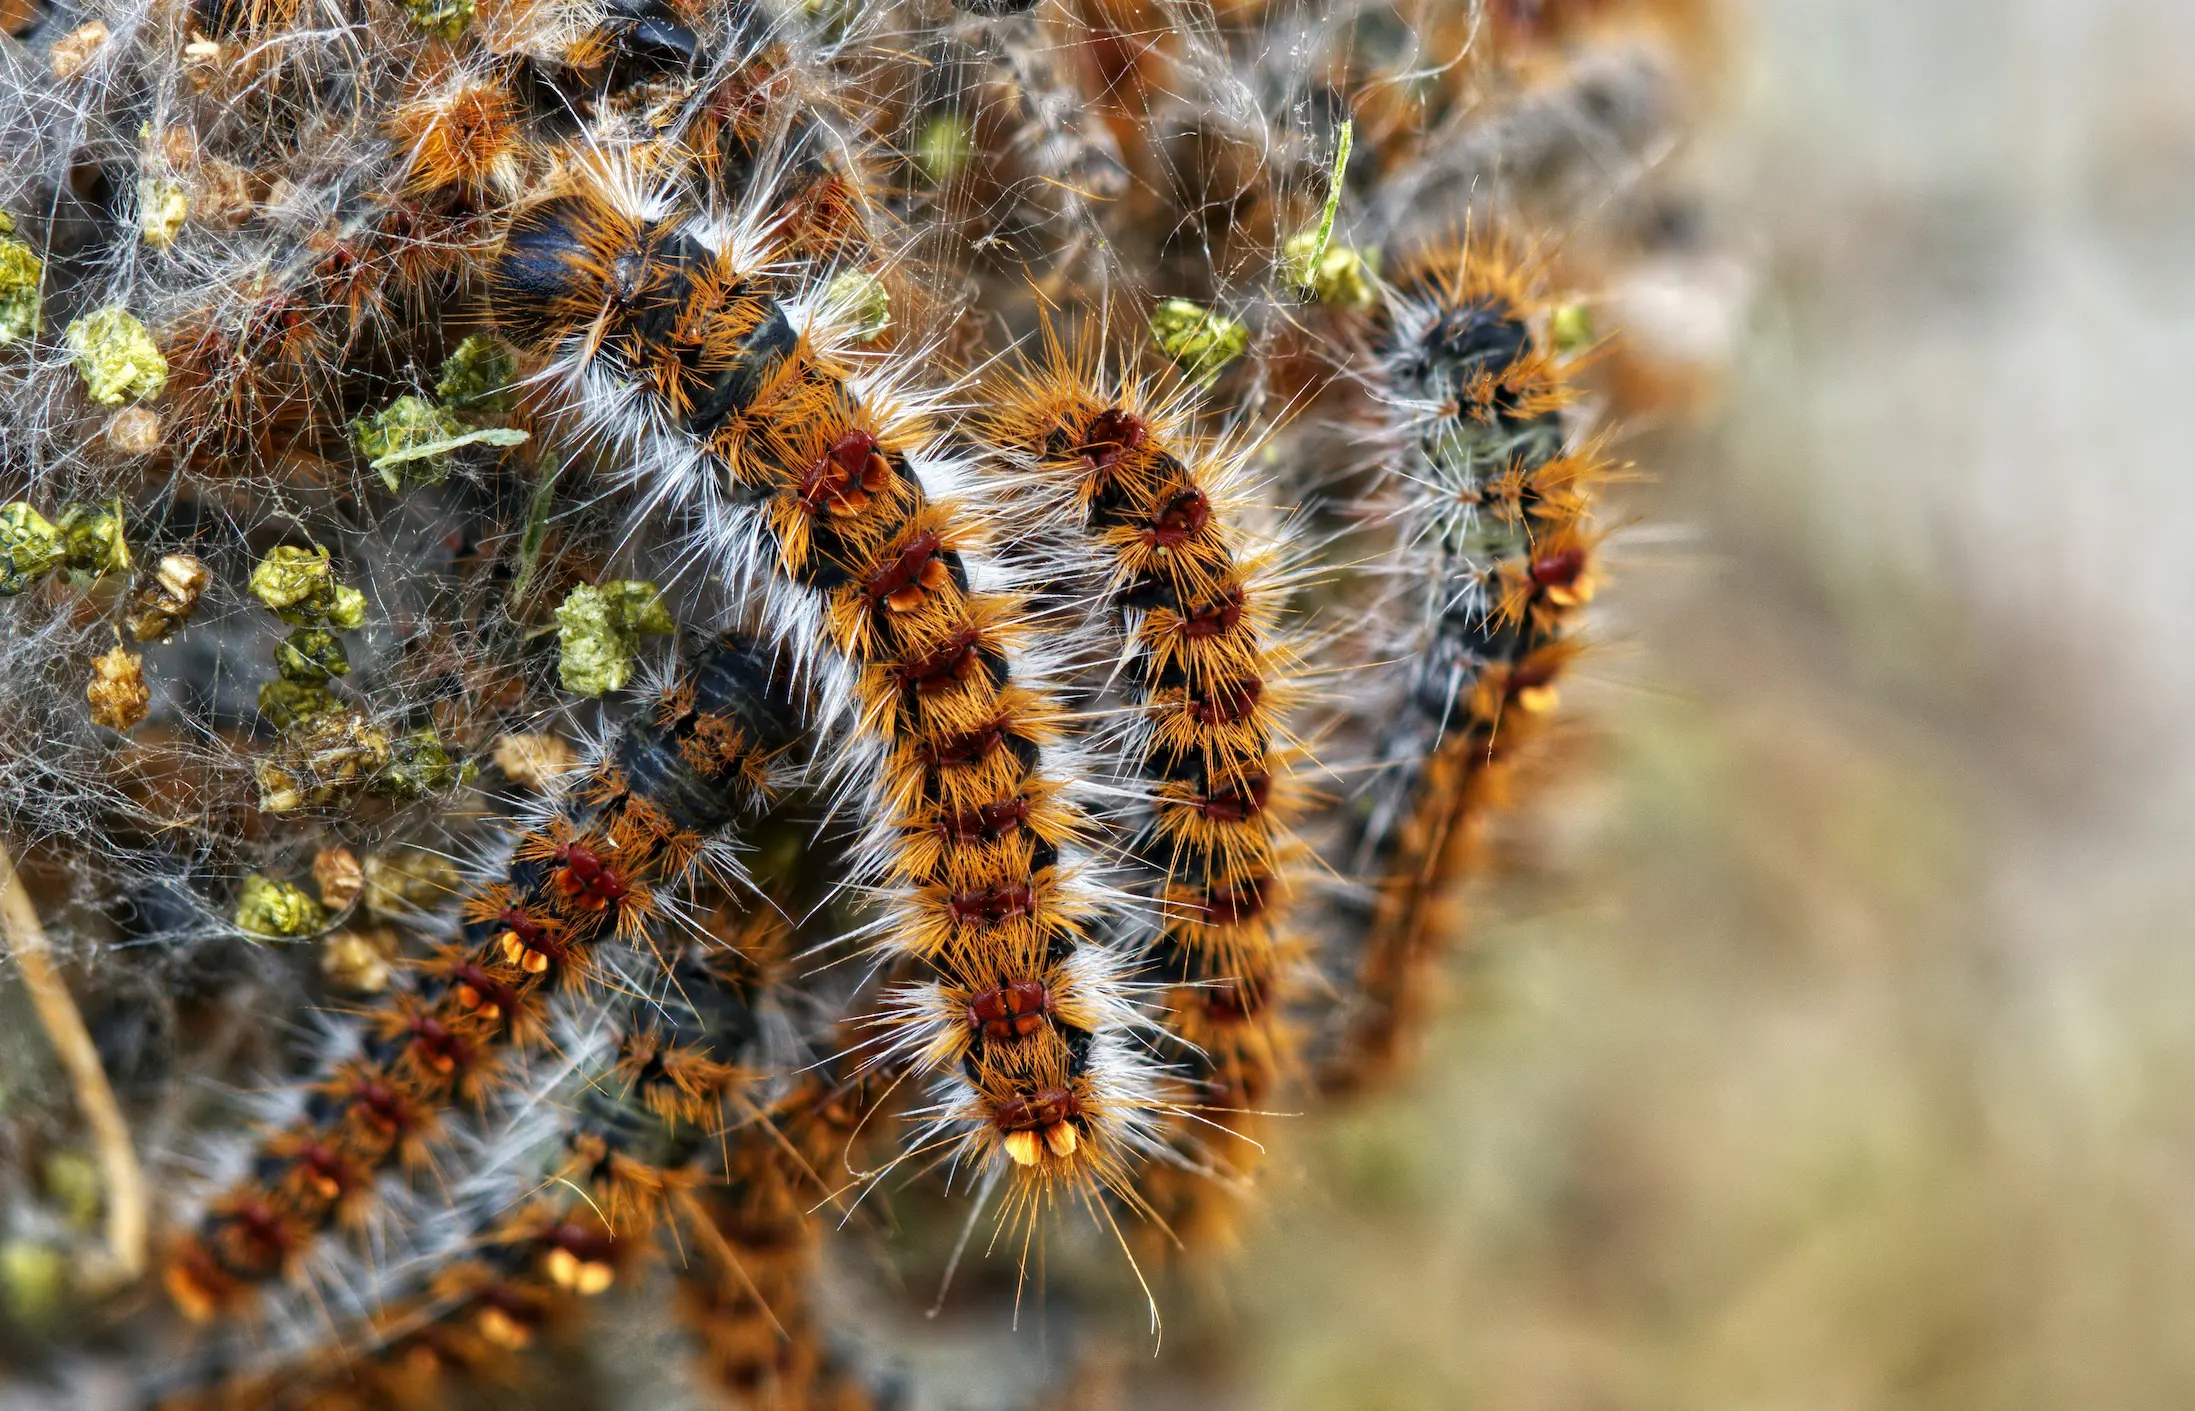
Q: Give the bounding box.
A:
[483,149,1171,1265]
[155,912,801,1409]
[149,0,863,475]
[1317,239,1601,1094]
[163,634,801,1320]
[982,349,1306,1251]
[155,1209,623,1411]
[676,1059,893,1409]
[926,4,1128,279]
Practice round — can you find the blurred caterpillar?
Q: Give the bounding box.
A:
[982,345,1307,1252]
[163,633,802,1320]
[1317,238,1603,1094]
[483,147,1171,1273]
[676,1059,901,1409]
[926,3,1128,288]
[158,910,814,1409]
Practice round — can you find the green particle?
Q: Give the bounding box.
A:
[366,426,529,492]
[0,502,66,596]
[825,269,893,342]
[0,1241,67,1324]
[1283,118,1356,291]
[138,177,188,250]
[797,0,856,33]
[63,306,167,406]
[254,712,393,813]
[914,114,975,185]
[234,874,328,938]
[1551,300,1594,356]
[435,334,517,412]
[257,678,338,730]
[1149,298,1248,382]
[1281,228,1322,282]
[401,0,472,38]
[555,579,674,697]
[250,545,365,627]
[56,502,130,577]
[1285,237,1380,310]
[351,394,464,490]
[319,583,367,631]
[250,545,332,612]
[42,1151,103,1230]
[372,727,467,799]
[275,627,350,683]
[507,460,563,612]
[364,848,462,916]
[0,232,41,347]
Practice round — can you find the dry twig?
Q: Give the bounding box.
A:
[0,841,147,1283]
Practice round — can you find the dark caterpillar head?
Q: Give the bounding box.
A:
[685,633,802,757]
[1418,297,1533,395]
[491,190,796,433]
[597,0,704,84]
[491,198,700,360]
[576,952,763,1167]
[614,635,802,832]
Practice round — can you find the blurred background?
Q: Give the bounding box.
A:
[1158,0,2195,1405]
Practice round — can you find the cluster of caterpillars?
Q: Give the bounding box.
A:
[163,637,800,1324]
[0,0,1700,1401]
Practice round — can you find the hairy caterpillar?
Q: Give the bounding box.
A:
[981,343,1308,1251]
[158,907,807,1409]
[1315,238,1601,1094]
[163,633,801,1319]
[114,0,868,478]
[482,148,1171,1252]
[910,5,1127,295]
[675,1059,893,1409]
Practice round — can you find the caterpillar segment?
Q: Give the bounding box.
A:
[482,149,1171,1240]
[163,635,802,1321]
[981,347,1309,1252]
[155,1212,622,1411]
[1317,239,1602,1095]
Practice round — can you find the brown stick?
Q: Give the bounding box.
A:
[0,840,147,1280]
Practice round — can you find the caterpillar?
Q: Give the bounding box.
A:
[908,4,1127,296]
[482,147,1171,1251]
[1315,237,1601,1095]
[675,1059,891,1409]
[163,632,802,1319]
[108,0,869,478]
[979,342,1309,1253]
[156,907,806,1409]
